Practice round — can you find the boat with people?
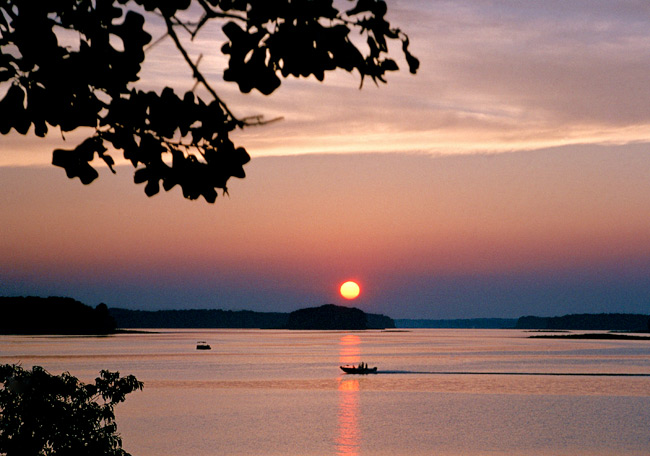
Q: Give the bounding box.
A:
[340,363,377,374]
[196,341,211,350]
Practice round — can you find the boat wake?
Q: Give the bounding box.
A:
[376,370,650,377]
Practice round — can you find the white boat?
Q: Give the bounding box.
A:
[196,341,211,350]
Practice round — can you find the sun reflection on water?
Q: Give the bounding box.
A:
[339,334,361,366]
[337,334,361,456]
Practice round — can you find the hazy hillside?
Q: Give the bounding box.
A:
[395,318,516,329]
[515,313,650,331]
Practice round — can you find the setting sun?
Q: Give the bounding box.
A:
[340,281,361,300]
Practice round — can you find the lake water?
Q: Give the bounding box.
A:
[1,329,649,455]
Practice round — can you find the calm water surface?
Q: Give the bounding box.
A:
[1,329,649,455]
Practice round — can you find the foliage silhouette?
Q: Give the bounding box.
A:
[0,364,143,456]
[0,0,419,202]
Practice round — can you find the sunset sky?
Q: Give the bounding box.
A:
[2,0,650,319]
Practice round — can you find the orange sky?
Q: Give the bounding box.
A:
[2,1,650,318]
[3,146,650,318]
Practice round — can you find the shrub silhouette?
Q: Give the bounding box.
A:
[0,364,143,456]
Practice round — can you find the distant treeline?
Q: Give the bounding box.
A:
[0,296,116,334]
[5,296,646,333]
[395,318,517,329]
[109,308,288,329]
[396,314,650,331]
[515,313,650,331]
[109,304,396,330]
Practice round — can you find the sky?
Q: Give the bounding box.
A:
[2,0,650,319]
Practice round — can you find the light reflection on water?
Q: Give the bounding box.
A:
[337,379,360,456]
[1,329,650,455]
[339,334,361,366]
[337,334,361,456]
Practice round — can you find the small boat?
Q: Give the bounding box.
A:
[196,341,211,350]
[340,364,377,374]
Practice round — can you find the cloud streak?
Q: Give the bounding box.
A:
[4,1,650,166]
[210,0,650,156]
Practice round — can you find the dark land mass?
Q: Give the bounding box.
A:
[4,295,647,334]
[0,297,394,333]
[516,313,650,331]
[395,318,517,329]
[286,304,395,330]
[0,296,116,335]
[110,304,395,330]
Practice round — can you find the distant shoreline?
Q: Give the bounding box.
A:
[530,333,650,340]
[2,296,649,334]
[114,329,158,334]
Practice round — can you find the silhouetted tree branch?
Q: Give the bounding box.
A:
[0,0,419,202]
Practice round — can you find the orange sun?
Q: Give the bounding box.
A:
[340,281,361,300]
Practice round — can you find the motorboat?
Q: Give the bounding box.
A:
[340,364,377,374]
